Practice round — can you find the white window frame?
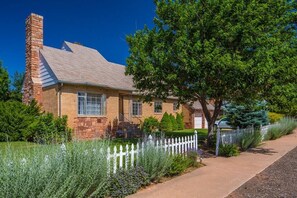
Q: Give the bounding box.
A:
[154,101,163,113]
[132,100,142,116]
[173,101,179,111]
[77,92,106,116]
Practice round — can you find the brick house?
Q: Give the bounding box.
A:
[182,101,214,129]
[23,13,182,139]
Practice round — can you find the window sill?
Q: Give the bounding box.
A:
[132,115,142,118]
[154,112,163,115]
[77,115,107,118]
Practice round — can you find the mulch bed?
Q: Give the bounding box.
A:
[227,146,297,198]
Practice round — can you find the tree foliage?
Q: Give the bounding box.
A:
[169,113,178,131]
[224,102,269,128]
[160,112,172,132]
[0,61,10,101]
[0,60,24,102]
[126,0,297,140]
[10,71,24,102]
[176,113,184,130]
[0,100,71,143]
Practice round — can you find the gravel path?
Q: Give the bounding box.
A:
[227,146,297,198]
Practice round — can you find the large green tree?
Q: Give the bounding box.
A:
[126,0,297,142]
[10,71,24,102]
[0,61,10,101]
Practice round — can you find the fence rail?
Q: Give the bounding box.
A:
[107,131,198,174]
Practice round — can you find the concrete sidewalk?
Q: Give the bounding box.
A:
[129,131,297,198]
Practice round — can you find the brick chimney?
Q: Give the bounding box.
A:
[22,13,43,105]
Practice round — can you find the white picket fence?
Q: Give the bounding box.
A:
[107,131,198,174]
[215,125,274,156]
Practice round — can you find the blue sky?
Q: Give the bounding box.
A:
[0,0,156,77]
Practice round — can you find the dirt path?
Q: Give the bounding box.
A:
[227,146,297,198]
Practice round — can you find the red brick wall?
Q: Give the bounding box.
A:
[73,117,108,140]
[23,13,43,105]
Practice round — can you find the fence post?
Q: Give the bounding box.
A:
[107,147,111,176]
[113,146,117,174]
[215,127,221,156]
[119,145,123,168]
[194,130,198,150]
[131,144,135,168]
[148,135,153,146]
[125,144,129,170]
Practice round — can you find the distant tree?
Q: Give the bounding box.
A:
[160,112,172,132]
[9,71,24,102]
[169,114,178,131]
[224,102,269,129]
[126,0,297,143]
[0,61,10,101]
[176,113,184,130]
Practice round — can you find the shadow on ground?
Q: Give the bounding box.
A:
[247,147,277,155]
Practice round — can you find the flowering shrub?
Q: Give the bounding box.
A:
[138,144,173,182]
[219,144,240,157]
[0,141,109,197]
[167,155,191,176]
[109,166,149,198]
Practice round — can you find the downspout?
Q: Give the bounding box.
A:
[58,83,63,117]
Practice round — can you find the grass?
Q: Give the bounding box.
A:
[0,141,42,154]
[0,129,208,152]
[165,128,208,144]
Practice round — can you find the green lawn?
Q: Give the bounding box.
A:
[0,141,41,151]
[165,128,208,138]
[0,129,208,152]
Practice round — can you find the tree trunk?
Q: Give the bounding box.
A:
[199,98,222,147]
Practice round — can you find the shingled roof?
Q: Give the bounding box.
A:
[40,41,135,91]
[189,101,215,111]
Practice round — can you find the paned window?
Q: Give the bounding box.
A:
[78,92,106,115]
[154,101,162,113]
[132,100,142,116]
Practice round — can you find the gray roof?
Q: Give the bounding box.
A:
[189,101,215,111]
[40,41,135,91]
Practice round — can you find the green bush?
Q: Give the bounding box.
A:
[23,113,72,144]
[160,112,173,132]
[142,117,159,133]
[0,100,72,143]
[0,101,40,141]
[109,167,149,198]
[167,155,191,176]
[186,150,199,167]
[169,114,178,131]
[138,145,173,182]
[268,112,284,124]
[239,131,262,151]
[219,144,239,157]
[265,117,297,140]
[0,141,109,197]
[278,117,297,135]
[265,125,284,140]
[176,113,185,130]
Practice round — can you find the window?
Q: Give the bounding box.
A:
[154,101,162,113]
[173,101,179,111]
[78,92,106,115]
[132,100,142,116]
